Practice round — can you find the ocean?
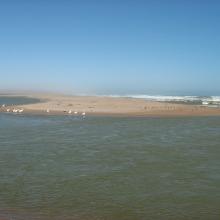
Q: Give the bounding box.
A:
[0,96,220,220]
[101,95,220,106]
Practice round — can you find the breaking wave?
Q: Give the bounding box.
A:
[103,95,220,104]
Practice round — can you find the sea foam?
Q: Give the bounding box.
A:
[102,95,220,104]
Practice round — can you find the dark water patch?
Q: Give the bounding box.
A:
[0,96,41,106]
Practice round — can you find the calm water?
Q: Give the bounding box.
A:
[0,98,220,220]
[0,95,41,106]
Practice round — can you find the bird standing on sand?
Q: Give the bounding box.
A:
[46,109,50,113]
[6,109,10,112]
[74,111,78,114]
[68,110,72,114]
[82,112,86,116]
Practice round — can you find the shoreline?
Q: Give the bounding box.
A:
[2,109,220,118]
[1,93,220,117]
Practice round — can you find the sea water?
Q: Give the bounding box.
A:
[0,95,41,106]
[0,97,220,220]
[103,94,220,105]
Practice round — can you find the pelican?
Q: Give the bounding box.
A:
[68,110,72,114]
[18,109,24,113]
[13,109,18,113]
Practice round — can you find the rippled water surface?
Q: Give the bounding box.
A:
[0,98,220,220]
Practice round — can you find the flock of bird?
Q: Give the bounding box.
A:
[11,109,24,113]
[1,104,24,113]
[1,104,86,116]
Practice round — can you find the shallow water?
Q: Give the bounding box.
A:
[0,96,41,106]
[0,98,220,220]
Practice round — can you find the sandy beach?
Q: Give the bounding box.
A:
[1,93,220,117]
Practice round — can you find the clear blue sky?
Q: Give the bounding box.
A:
[0,0,219,95]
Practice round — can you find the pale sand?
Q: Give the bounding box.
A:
[1,93,220,117]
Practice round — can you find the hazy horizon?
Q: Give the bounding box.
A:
[1,0,220,95]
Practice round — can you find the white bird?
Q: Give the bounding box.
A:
[74,111,78,114]
[68,110,72,114]
[82,112,86,116]
[2,104,5,107]
[13,109,18,113]
[18,109,24,113]
[46,109,50,113]
[6,109,10,112]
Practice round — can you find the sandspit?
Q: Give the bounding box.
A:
[1,93,220,117]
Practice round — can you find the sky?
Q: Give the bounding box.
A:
[0,0,220,95]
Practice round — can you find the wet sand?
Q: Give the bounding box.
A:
[1,93,220,117]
